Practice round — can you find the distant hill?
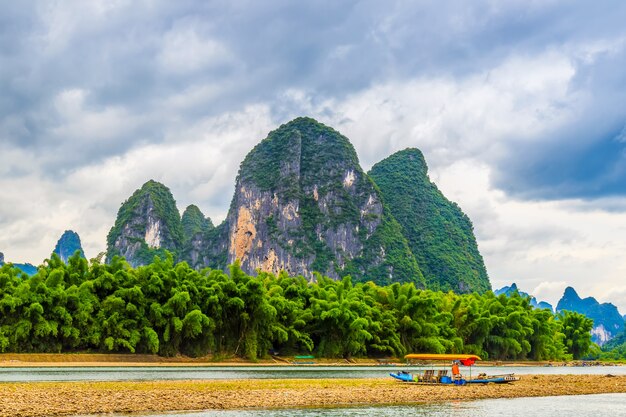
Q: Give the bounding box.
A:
[0,252,37,275]
[52,230,85,263]
[494,283,553,311]
[556,287,624,346]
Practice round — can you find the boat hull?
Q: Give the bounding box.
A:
[390,372,414,382]
[466,375,520,384]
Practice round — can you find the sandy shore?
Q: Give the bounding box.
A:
[0,353,613,367]
[0,375,624,417]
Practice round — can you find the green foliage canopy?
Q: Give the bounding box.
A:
[0,253,588,361]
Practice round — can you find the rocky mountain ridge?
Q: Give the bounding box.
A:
[106,117,488,291]
[556,286,624,346]
[494,283,553,311]
[0,251,37,275]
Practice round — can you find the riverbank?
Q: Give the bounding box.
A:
[0,375,624,417]
[0,353,619,367]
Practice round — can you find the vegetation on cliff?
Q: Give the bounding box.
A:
[181,205,213,242]
[369,149,490,293]
[0,254,590,360]
[597,325,626,360]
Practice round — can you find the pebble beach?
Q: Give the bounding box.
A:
[0,374,625,417]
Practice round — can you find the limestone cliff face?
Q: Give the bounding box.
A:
[52,230,85,263]
[106,180,184,267]
[189,118,424,286]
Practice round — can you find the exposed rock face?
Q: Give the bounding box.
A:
[369,149,490,293]
[53,230,85,263]
[107,180,184,267]
[494,283,553,311]
[556,287,625,346]
[188,118,424,286]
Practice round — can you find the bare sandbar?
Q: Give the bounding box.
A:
[0,375,624,417]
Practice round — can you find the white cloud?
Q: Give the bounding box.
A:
[434,160,626,313]
[532,281,569,308]
[52,88,141,143]
[157,25,235,75]
[278,50,578,171]
[0,105,275,264]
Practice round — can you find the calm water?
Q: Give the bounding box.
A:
[0,365,624,382]
[83,394,626,417]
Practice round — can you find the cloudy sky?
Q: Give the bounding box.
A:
[2,1,626,312]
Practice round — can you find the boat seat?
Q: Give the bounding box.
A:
[422,369,436,383]
[436,370,448,382]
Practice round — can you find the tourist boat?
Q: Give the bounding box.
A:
[390,353,520,384]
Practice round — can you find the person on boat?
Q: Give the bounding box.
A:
[451,361,461,380]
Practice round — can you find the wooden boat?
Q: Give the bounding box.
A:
[390,353,519,385]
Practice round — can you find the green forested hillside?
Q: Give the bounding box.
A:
[0,254,589,360]
[369,149,490,293]
[181,205,213,242]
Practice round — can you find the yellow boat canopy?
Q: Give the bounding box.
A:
[404,354,482,361]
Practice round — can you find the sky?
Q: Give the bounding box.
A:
[1,1,626,312]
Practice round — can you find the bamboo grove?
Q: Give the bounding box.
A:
[0,253,593,360]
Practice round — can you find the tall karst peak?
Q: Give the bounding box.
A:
[53,230,85,263]
[563,286,580,299]
[188,117,424,286]
[368,147,491,293]
[107,180,184,267]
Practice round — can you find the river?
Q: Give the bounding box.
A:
[0,364,623,382]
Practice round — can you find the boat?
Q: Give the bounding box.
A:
[291,355,316,365]
[390,353,519,385]
[389,370,415,382]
